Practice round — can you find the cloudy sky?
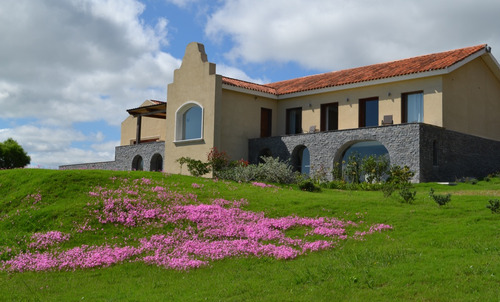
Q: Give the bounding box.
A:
[1,0,499,168]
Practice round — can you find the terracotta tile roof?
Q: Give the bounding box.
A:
[221,76,278,94]
[221,44,487,96]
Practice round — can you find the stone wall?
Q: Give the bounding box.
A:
[249,123,500,182]
[60,141,165,172]
[419,125,500,181]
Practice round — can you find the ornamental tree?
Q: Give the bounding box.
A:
[0,138,31,169]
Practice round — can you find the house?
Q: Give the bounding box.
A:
[61,42,500,182]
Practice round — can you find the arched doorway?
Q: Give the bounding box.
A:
[150,153,163,172]
[292,145,310,175]
[339,141,389,182]
[132,155,144,171]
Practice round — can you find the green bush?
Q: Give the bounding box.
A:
[486,199,500,214]
[343,152,362,184]
[399,185,417,203]
[387,165,414,185]
[207,147,230,173]
[298,179,321,192]
[216,156,299,184]
[429,188,451,206]
[216,164,260,182]
[361,155,389,184]
[177,157,210,177]
[326,180,348,190]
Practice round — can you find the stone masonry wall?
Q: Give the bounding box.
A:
[60,141,165,171]
[419,125,500,182]
[249,123,500,182]
[249,124,422,181]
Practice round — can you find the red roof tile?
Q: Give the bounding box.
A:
[221,45,486,96]
[221,76,278,95]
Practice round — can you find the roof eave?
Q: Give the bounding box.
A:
[275,69,447,99]
[221,83,279,99]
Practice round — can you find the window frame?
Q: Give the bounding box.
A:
[320,102,339,131]
[260,108,272,138]
[174,101,204,143]
[358,97,379,128]
[286,107,302,135]
[401,91,424,123]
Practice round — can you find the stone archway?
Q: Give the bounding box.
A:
[132,155,144,171]
[150,153,163,171]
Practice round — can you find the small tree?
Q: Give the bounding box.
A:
[0,138,31,169]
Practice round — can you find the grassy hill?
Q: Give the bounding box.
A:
[0,169,499,301]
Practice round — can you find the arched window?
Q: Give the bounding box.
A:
[175,102,203,141]
[132,155,143,171]
[292,145,310,175]
[340,141,389,182]
[300,147,310,175]
[150,153,163,172]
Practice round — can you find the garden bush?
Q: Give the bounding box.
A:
[429,188,451,206]
[486,199,500,214]
[177,157,210,177]
[398,185,417,203]
[216,156,300,184]
[298,179,321,192]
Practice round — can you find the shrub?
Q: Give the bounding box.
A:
[387,165,414,185]
[177,157,210,177]
[216,164,260,183]
[429,188,451,206]
[331,161,343,181]
[326,180,348,190]
[255,156,298,184]
[207,147,230,173]
[486,199,500,214]
[382,165,415,198]
[298,179,321,192]
[361,155,389,184]
[310,164,329,184]
[399,185,417,203]
[216,156,299,184]
[344,152,362,184]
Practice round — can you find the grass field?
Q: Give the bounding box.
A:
[0,169,499,301]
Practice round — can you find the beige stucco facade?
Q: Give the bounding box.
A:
[219,90,278,161]
[120,100,167,146]
[116,43,500,176]
[443,56,500,140]
[276,76,444,134]
[163,43,221,175]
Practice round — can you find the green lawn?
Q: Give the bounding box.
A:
[0,169,498,301]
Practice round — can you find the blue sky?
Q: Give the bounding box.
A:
[1,0,499,168]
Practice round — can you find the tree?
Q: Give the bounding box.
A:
[0,138,31,169]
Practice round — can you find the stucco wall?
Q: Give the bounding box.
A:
[276,76,443,135]
[163,43,220,176]
[219,90,278,160]
[443,57,500,141]
[121,115,167,146]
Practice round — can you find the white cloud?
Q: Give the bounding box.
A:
[206,0,500,72]
[0,0,181,126]
[0,0,184,168]
[164,0,200,8]
[216,64,268,84]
